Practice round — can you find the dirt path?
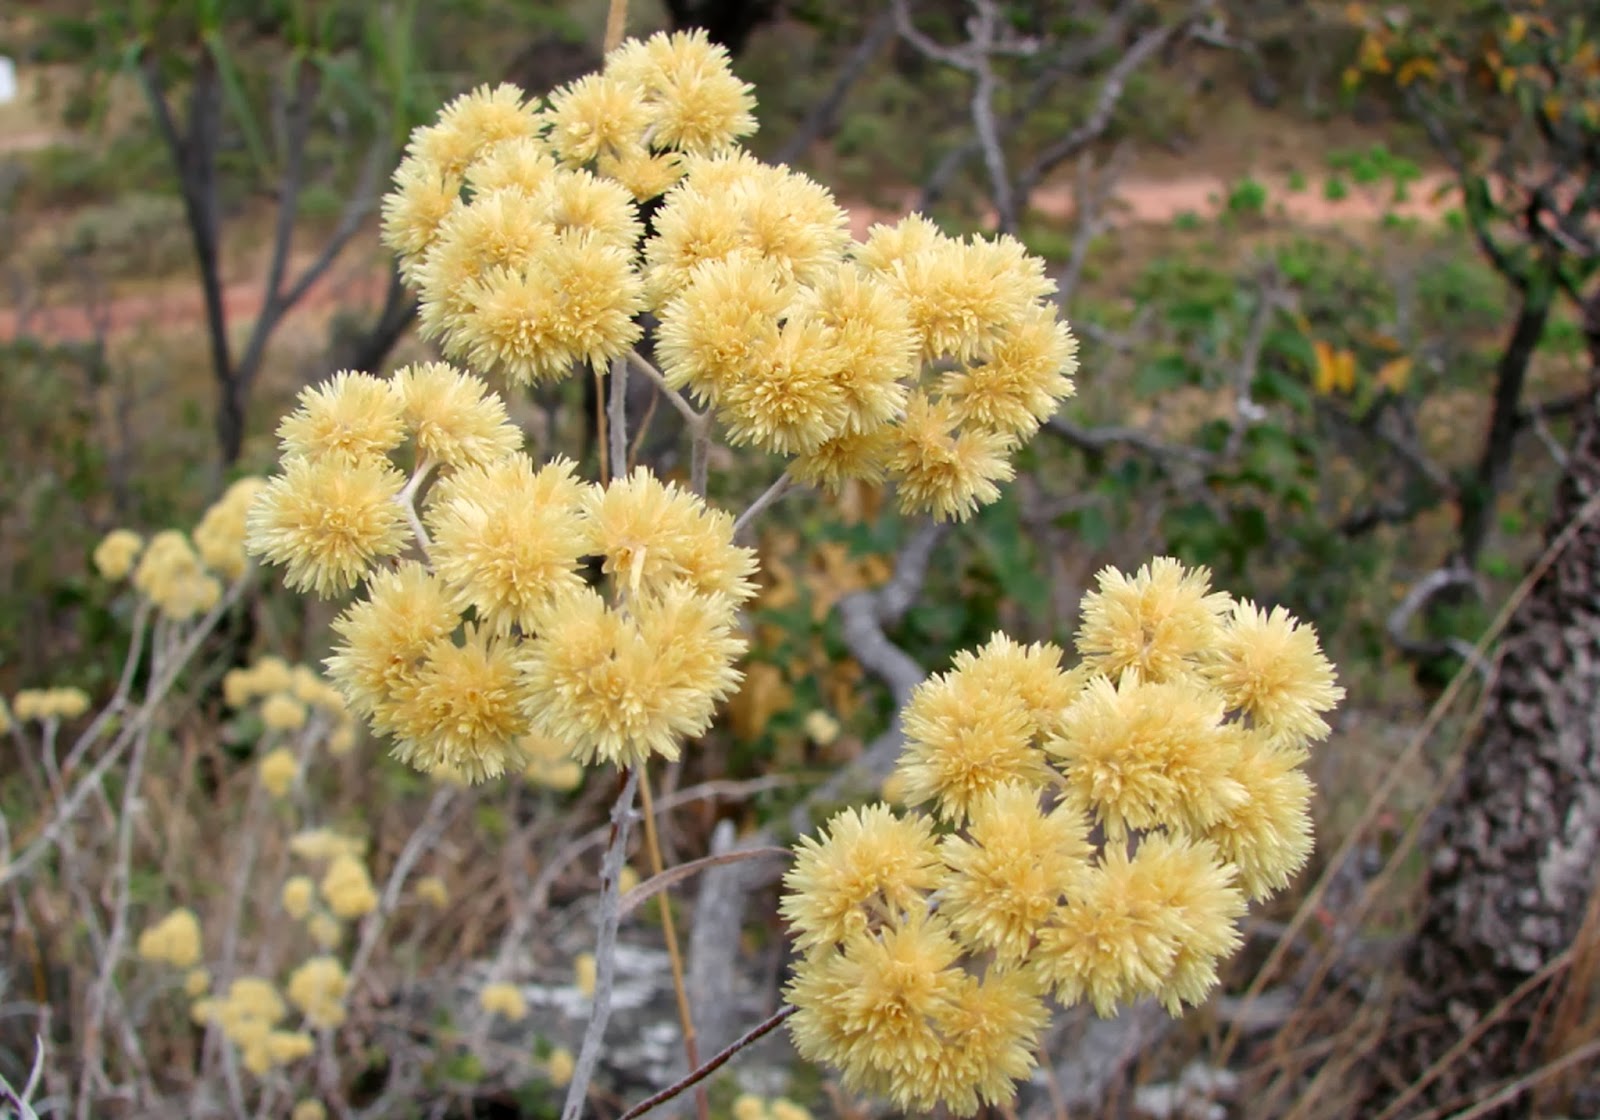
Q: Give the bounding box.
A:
[2,170,1454,347]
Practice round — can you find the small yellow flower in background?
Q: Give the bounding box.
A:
[327,718,358,756]
[132,530,222,621]
[12,688,92,723]
[287,956,349,1029]
[93,528,144,580]
[291,1102,328,1120]
[257,747,300,799]
[801,709,840,748]
[261,691,309,734]
[414,875,449,909]
[308,914,343,950]
[0,696,11,734]
[196,976,304,1076]
[478,981,528,1022]
[252,656,295,696]
[184,967,211,998]
[574,952,597,998]
[136,907,203,969]
[245,455,411,598]
[289,828,365,863]
[769,1100,813,1120]
[546,1046,575,1088]
[617,865,639,896]
[732,1094,768,1120]
[281,876,315,920]
[261,1029,314,1071]
[522,732,584,792]
[193,477,267,580]
[320,854,379,921]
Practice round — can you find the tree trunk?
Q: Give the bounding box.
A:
[1373,298,1600,1117]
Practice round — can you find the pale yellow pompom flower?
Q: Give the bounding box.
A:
[716,316,852,456]
[381,156,462,282]
[464,136,559,197]
[415,875,449,909]
[575,952,597,998]
[410,83,542,180]
[896,666,1052,823]
[1048,674,1244,838]
[1202,731,1315,901]
[790,427,897,491]
[184,967,211,998]
[779,804,944,953]
[246,456,411,598]
[289,828,365,863]
[948,632,1082,741]
[605,29,757,155]
[537,169,645,253]
[1075,557,1231,684]
[281,876,315,920]
[136,907,204,969]
[656,251,791,406]
[258,747,299,798]
[917,969,1050,1116]
[520,586,744,768]
[428,454,587,633]
[543,73,650,166]
[416,189,555,345]
[261,1029,314,1071]
[478,981,529,1022]
[887,392,1016,522]
[732,1094,769,1120]
[941,303,1078,439]
[598,146,686,201]
[1132,833,1246,1013]
[854,212,946,275]
[938,783,1091,967]
[547,1046,575,1088]
[786,911,964,1106]
[261,693,308,733]
[320,854,379,920]
[792,265,917,434]
[194,477,267,580]
[385,626,533,783]
[292,1102,328,1120]
[644,181,762,307]
[133,529,221,620]
[287,956,349,1029]
[277,371,406,464]
[13,688,92,722]
[93,528,144,580]
[308,914,343,950]
[390,362,523,469]
[579,467,758,602]
[891,233,1058,362]
[326,561,462,734]
[1207,600,1345,746]
[769,1101,814,1120]
[252,655,295,695]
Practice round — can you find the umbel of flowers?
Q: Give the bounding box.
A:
[780,558,1343,1115]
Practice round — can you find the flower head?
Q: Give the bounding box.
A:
[93,529,144,581]
[287,956,349,1029]
[386,626,533,783]
[1075,557,1230,684]
[277,371,406,463]
[605,30,757,154]
[1206,600,1344,746]
[246,456,410,598]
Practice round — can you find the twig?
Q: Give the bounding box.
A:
[618,847,790,921]
[560,768,642,1120]
[1385,563,1486,667]
[732,472,796,541]
[608,355,629,484]
[616,1006,798,1120]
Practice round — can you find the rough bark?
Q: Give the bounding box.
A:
[1373,301,1600,1117]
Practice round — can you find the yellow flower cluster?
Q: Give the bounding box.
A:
[96,479,263,615]
[781,558,1341,1115]
[192,976,313,1076]
[478,980,529,1022]
[286,955,349,1030]
[93,528,144,581]
[136,907,204,969]
[377,32,1074,523]
[10,687,91,722]
[733,1094,814,1120]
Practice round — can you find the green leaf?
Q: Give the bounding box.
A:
[204,31,273,178]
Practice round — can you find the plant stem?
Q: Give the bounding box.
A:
[603,0,630,53]
[732,471,796,540]
[637,771,708,1120]
[609,354,629,483]
[560,767,642,1120]
[617,1006,798,1120]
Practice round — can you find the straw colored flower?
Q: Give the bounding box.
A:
[320,854,379,920]
[282,876,315,920]
[261,693,308,733]
[544,73,650,166]
[258,747,299,798]
[246,456,411,598]
[940,303,1078,439]
[547,1046,575,1087]
[1206,600,1345,747]
[575,952,597,998]
[390,361,524,469]
[93,528,144,581]
[287,956,349,1029]
[409,83,541,180]
[605,29,757,154]
[415,875,450,909]
[779,804,944,952]
[382,156,462,281]
[386,626,533,783]
[1075,557,1230,684]
[938,783,1091,966]
[1201,731,1316,901]
[326,561,461,732]
[278,371,406,463]
[887,392,1015,522]
[194,477,267,580]
[479,981,528,1022]
[137,907,203,969]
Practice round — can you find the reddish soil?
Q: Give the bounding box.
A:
[2,171,1454,347]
